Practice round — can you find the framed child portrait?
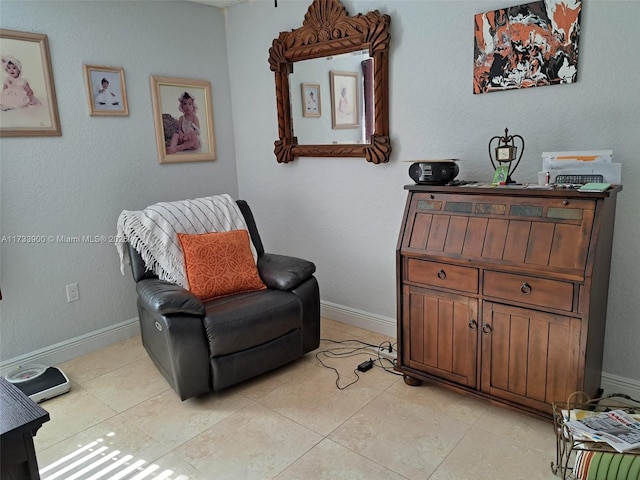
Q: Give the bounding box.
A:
[0,28,61,137]
[150,76,216,164]
[301,83,321,118]
[330,70,359,129]
[83,65,128,116]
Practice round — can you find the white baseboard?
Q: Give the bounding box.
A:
[0,317,139,377]
[600,372,640,401]
[321,300,640,402]
[320,300,396,338]
[3,307,638,403]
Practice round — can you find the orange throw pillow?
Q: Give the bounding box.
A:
[177,230,266,301]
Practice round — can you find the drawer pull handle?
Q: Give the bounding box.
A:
[430,194,435,199]
[468,320,478,330]
[563,200,569,206]
[155,321,163,332]
[482,323,492,334]
[520,282,532,294]
[437,269,447,280]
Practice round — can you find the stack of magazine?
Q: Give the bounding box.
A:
[564,409,640,453]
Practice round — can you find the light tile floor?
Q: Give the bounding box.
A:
[34,318,560,480]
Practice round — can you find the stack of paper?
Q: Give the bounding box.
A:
[538,150,622,185]
[565,409,640,453]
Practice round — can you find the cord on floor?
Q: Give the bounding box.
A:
[316,338,402,390]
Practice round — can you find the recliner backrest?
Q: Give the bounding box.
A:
[127,199,264,283]
[128,242,157,282]
[236,200,265,256]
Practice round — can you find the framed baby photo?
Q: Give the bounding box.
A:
[150,76,217,164]
[83,65,128,116]
[0,28,61,137]
[329,70,359,129]
[301,83,321,118]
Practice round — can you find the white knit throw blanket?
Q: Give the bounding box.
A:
[116,194,255,288]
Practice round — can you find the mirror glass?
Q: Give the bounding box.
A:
[289,50,373,145]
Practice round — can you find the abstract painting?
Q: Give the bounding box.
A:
[473,0,581,94]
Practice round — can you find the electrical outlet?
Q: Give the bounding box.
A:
[66,283,79,302]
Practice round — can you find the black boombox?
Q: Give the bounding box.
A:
[408,160,459,185]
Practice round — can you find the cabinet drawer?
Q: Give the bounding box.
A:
[406,259,478,293]
[483,271,574,311]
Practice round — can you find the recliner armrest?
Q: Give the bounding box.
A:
[136,279,205,316]
[258,253,316,291]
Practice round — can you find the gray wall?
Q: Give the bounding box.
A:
[0,1,238,360]
[226,1,639,383]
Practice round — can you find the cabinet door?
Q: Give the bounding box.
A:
[403,285,478,388]
[481,302,582,413]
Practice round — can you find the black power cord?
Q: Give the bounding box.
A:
[315,338,402,390]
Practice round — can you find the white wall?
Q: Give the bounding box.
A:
[226,0,640,385]
[0,1,238,360]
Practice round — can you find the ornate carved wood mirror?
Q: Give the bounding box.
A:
[268,0,391,164]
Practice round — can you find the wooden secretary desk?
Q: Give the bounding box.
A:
[395,184,621,418]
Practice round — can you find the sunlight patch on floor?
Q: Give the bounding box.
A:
[39,433,189,480]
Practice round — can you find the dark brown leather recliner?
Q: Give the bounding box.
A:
[127,200,320,400]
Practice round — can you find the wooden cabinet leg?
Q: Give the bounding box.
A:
[403,374,422,386]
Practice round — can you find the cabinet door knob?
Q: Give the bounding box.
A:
[468,320,478,330]
[437,269,447,280]
[563,200,569,206]
[482,323,492,334]
[520,282,532,294]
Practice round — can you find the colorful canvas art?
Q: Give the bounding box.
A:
[473,0,581,94]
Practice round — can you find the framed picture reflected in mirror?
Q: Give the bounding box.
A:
[330,70,359,129]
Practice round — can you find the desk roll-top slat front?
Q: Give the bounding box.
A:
[396,185,620,418]
[402,193,594,279]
